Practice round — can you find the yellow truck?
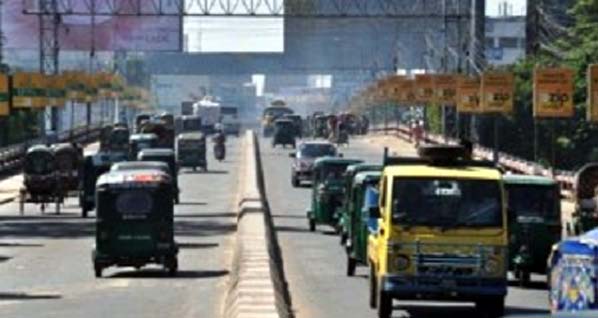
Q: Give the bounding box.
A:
[368,145,508,318]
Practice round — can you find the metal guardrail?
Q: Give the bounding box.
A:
[372,124,576,194]
[0,125,102,176]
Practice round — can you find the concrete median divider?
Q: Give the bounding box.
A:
[224,130,293,318]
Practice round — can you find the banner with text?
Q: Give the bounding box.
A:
[533,67,574,118]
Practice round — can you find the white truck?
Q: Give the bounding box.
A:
[193,98,240,135]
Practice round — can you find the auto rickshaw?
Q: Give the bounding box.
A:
[338,163,382,245]
[19,145,62,214]
[138,149,179,204]
[282,114,303,138]
[307,157,363,232]
[129,133,158,160]
[52,143,83,196]
[176,132,207,171]
[140,119,175,149]
[504,174,561,287]
[99,124,114,151]
[345,171,380,276]
[272,119,297,148]
[548,228,598,313]
[92,169,179,277]
[313,115,330,139]
[135,113,152,133]
[80,151,129,218]
[108,126,130,155]
[569,163,598,235]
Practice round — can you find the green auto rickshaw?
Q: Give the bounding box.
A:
[129,133,158,160]
[272,119,297,148]
[338,163,382,245]
[80,151,128,218]
[504,174,561,287]
[138,149,179,204]
[92,169,178,277]
[176,132,207,171]
[307,157,363,232]
[345,171,380,276]
[569,163,598,235]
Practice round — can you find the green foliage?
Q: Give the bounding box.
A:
[425,104,442,135]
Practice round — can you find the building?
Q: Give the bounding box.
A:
[485,16,526,66]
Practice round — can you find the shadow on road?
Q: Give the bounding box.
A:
[0,292,61,301]
[202,170,229,175]
[177,201,207,206]
[507,279,547,291]
[393,303,549,318]
[178,242,219,249]
[0,242,43,247]
[175,212,236,219]
[0,255,11,263]
[108,269,229,279]
[271,214,306,220]
[275,225,312,233]
[175,220,236,237]
[0,221,95,238]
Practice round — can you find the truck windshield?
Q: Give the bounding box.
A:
[391,178,502,228]
[506,184,559,220]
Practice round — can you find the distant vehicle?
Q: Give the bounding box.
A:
[193,98,240,135]
[129,133,158,160]
[262,101,293,137]
[290,141,338,187]
[19,145,62,214]
[272,119,297,149]
[110,161,171,175]
[138,148,180,204]
[80,151,128,218]
[176,132,207,171]
[181,101,194,115]
[176,115,202,134]
[92,169,178,278]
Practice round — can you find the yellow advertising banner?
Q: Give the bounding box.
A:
[456,76,482,113]
[588,64,598,121]
[533,67,574,118]
[85,73,98,103]
[31,73,48,108]
[47,74,66,107]
[397,79,417,103]
[0,75,9,116]
[480,72,514,113]
[415,74,436,104]
[12,72,34,108]
[435,74,457,105]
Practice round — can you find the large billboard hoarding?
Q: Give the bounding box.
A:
[7,1,181,51]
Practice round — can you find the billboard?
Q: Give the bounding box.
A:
[480,72,514,114]
[0,75,8,116]
[435,74,457,105]
[456,76,482,113]
[6,1,181,51]
[533,67,574,118]
[415,74,436,104]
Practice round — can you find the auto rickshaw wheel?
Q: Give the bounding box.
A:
[19,191,25,215]
[518,270,530,287]
[475,296,505,318]
[309,218,316,232]
[377,289,392,318]
[55,196,61,215]
[166,257,178,277]
[368,266,377,309]
[94,265,103,278]
[291,175,299,188]
[40,203,46,214]
[346,256,356,277]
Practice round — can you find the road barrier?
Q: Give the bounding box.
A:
[224,130,293,318]
[371,124,576,196]
[0,126,102,176]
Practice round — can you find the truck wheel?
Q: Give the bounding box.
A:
[309,218,316,232]
[476,297,505,318]
[378,289,392,318]
[346,256,356,277]
[167,257,178,277]
[82,206,89,218]
[340,232,347,246]
[369,266,377,308]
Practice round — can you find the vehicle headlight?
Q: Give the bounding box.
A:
[395,254,410,271]
[484,257,500,275]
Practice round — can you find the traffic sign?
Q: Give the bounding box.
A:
[456,76,482,113]
[415,74,436,104]
[587,64,598,121]
[435,74,457,105]
[533,67,574,118]
[481,72,514,113]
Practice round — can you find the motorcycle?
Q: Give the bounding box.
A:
[213,132,226,162]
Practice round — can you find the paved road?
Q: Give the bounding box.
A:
[260,136,551,318]
[0,138,241,318]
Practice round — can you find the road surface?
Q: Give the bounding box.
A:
[0,139,242,318]
[260,135,551,318]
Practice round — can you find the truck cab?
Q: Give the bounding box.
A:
[367,145,508,318]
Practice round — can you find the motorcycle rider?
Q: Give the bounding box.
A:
[213,123,226,161]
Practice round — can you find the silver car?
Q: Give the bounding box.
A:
[290,141,338,187]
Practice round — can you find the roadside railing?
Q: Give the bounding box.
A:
[371,124,576,196]
[0,125,102,176]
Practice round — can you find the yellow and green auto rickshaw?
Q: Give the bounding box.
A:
[504,174,561,287]
[307,157,363,232]
[92,169,178,277]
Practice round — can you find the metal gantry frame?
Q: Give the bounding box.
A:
[23,0,472,18]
